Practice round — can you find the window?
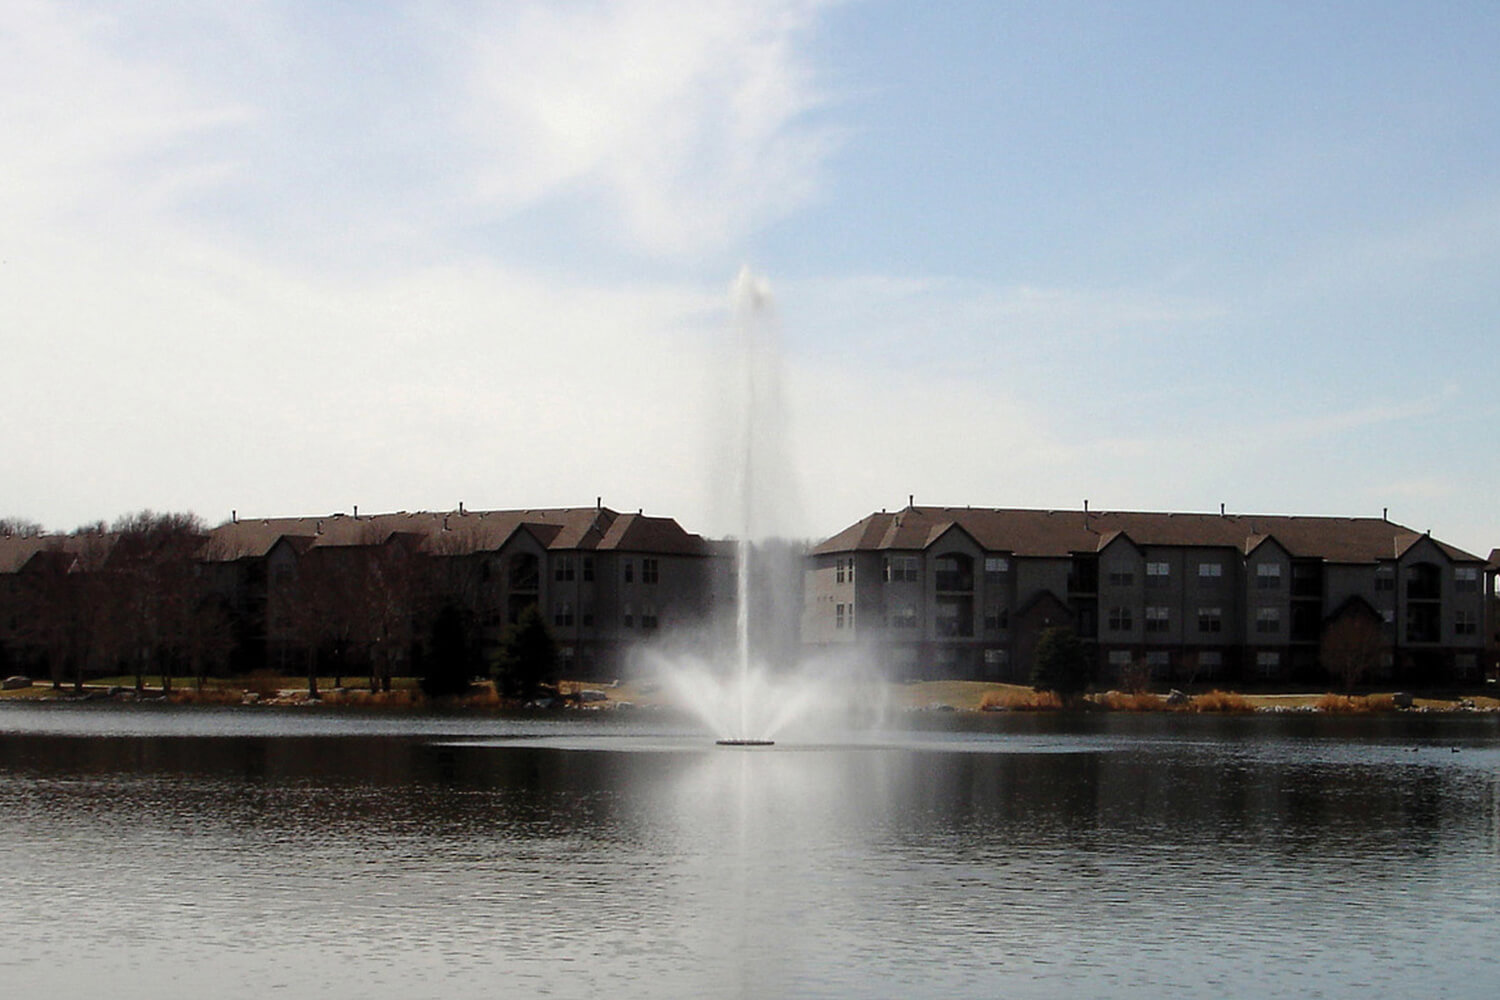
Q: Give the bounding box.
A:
[1145,606,1169,632]
[582,609,594,627]
[582,557,594,582]
[984,606,1009,631]
[884,555,919,583]
[623,560,634,584]
[835,603,846,629]
[1198,607,1223,633]
[641,605,658,629]
[1455,610,1478,636]
[1406,563,1441,600]
[934,600,970,637]
[1375,567,1394,592]
[1198,650,1223,672]
[1455,567,1479,593]
[934,554,974,592]
[1108,607,1133,631]
[983,648,1009,668]
[553,602,573,627]
[835,559,847,584]
[1107,569,1135,587]
[1256,607,1280,633]
[1198,562,1223,580]
[1291,562,1321,597]
[888,605,918,629]
[1256,651,1280,677]
[1146,651,1170,675]
[642,558,659,584]
[510,553,540,590]
[554,556,574,582]
[1256,563,1282,589]
[622,604,634,628]
[984,556,1009,577]
[1108,650,1132,669]
[1146,562,1170,587]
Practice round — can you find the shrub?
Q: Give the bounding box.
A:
[1314,693,1374,714]
[1098,690,1167,712]
[980,688,1063,711]
[1193,690,1256,713]
[461,684,501,709]
[1117,659,1153,695]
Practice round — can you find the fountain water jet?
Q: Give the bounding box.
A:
[651,268,826,744]
[649,269,890,744]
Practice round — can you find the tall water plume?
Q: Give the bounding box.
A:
[656,267,882,742]
[729,267,792,736]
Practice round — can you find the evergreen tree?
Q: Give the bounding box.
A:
[492,605,558,701]
[420,603,476,698]
[1030,626,1093,703]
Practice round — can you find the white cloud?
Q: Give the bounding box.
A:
[0,1,253,228]
[458,0,840,254]
[2,220,728,529]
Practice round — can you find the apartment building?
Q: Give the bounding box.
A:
[805,505,1490,685]
[0,505,725,681]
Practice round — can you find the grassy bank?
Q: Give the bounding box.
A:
[2,675,1496,714]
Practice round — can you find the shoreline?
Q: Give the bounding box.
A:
[3,677,1497,716]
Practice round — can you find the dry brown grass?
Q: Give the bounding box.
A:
[315,688,421,708]
[1096,690,1170,712]
[979,688,1063,711]
[1192,690,1257,713]
[459,685,502,708]
[244,669,283,697]
[1314,693,1379,714]
[169,687,244,706]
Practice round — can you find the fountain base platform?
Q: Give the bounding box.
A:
[715,739,775,747]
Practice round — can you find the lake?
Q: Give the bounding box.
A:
[0,704,1497,999]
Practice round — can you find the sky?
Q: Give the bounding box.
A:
[3,1,1498,556]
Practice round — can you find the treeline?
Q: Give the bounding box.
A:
[1,512,230,694]
[0,511,556,700]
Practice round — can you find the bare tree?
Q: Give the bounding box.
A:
[1322,605,1386,693]
[109,511,207,694]
[286,544,362,697]
[0,517,45,538]
[64,525,120,692]
[15,543,79,688]
[360,531,423,693]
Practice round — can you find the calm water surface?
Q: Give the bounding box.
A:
[1,704,1497,999]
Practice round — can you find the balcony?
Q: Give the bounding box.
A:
[935,596,974,638]
[934,554,973,593]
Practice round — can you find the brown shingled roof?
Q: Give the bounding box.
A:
[201,507,710,561]
[0,533,115,574]
[813,506,1483,564]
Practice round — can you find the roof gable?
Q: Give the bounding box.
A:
[814,506,1481,564]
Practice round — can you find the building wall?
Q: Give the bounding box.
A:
[806,525,1489,687]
